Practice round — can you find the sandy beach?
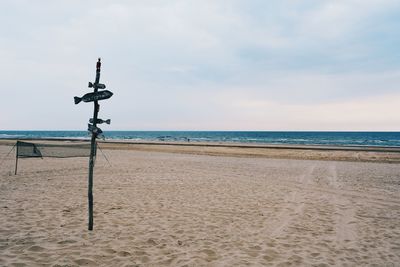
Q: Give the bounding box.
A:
[1,141,400,266]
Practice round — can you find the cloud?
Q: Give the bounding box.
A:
[0,1,399,130]
[204,91,400,131]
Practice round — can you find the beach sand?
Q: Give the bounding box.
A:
[1,141,400,266]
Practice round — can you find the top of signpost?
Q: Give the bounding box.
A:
[96,58,101,72]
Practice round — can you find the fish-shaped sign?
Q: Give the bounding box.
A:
[88,124,103,134]
[89,118,111,125]
[74,90,113,104]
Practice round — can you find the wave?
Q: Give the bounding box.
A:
[1,131,400,147]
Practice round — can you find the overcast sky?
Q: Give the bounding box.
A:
[1,0,400,131]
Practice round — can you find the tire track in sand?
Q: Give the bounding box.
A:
[327,163,357,244]
[269,164,316,238]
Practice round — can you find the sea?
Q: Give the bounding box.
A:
[1,131,400,147]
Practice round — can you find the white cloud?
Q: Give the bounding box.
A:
[0,0,399,130]
[205,92,400,131]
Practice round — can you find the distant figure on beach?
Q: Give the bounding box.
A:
[96,58,101,72]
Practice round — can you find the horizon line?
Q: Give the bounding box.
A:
[1,130,400,133]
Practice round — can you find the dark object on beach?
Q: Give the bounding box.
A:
[74,90,113,104]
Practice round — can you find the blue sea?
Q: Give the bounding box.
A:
[0,131,400,147]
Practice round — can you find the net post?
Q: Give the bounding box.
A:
[15,141,19,175]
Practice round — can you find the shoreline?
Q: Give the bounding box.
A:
[1,137,400,152]
[2,138,400,163]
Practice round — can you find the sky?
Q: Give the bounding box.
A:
[1,0,400,131]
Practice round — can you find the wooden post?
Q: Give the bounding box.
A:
[88,59,101,231]
[75,58,112,231]
[14,141,19,175]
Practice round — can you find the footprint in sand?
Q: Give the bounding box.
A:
[117,251,131,257]
[74,258,97,266]
[102,248,117,254]
[27,245,45,252]
[200,249,218,261]
[310,252,320,257]
[262,249,279,262]
[249,245,262,251]
[146,238,157,246]
[57,239,77,245]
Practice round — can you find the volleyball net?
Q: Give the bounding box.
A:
[16,141,91,158]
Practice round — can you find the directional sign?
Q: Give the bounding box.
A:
[89,118,111,125]
[75,58,113,231]
[88,82,106,89]
[88,124,103,134]
[74,90,113,104]
[97,133,105,140]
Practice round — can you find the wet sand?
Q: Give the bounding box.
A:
[1,141,400,266]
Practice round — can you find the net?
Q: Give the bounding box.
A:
[16,141,91,158]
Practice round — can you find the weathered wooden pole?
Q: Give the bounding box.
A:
[74,58,113,231]
[87,59,101,230]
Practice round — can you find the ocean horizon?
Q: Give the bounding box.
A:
[1,130,400,147]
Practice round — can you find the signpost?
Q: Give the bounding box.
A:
[74,58,113,230]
